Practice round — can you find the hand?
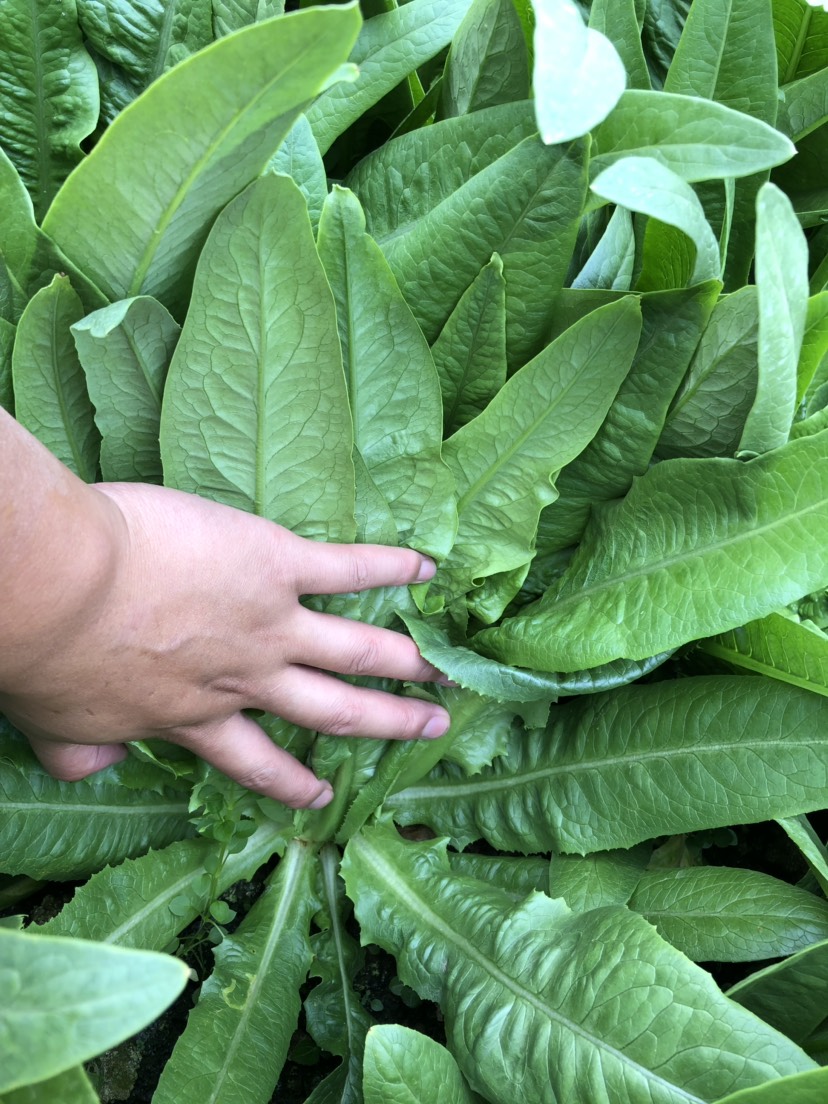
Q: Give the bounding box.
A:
[0,462,450,809]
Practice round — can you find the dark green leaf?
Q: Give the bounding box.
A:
[728,937,828,1043]
[212,0,285,37]
[589,0,650,90]
[550,846,650,911]
[714,1067,828,1104]
[441,0,529,118]
[699,612,828,699]
[0,1066,99,1104]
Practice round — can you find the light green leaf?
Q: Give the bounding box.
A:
[0,1066,99,1104]
[571,206,636,291]
[212,0,285,37]
[592,157,720,284]
[386,677,828,854]
[435,298,641,607]
[316,186,454,556]
[71,296,179,483]
[11,276,100,481]
[0,0,98,220]
[656,286,758,459]
[588,0,650,91]
[307,0,473,155]
[530,0,626,144]
[737,184,808,457]
[431,255,506,435]
[363,1025,482,1104]
[268,114,327,235]
[0,928,187,1095]
[446,852,549,899]
[350,118,587,369]
[538,283,719,553]
[727,936,828,1043]
[777,815,828,896]
[478,434,828,672]
[714,1066,828,1104]
[76,0,213,123]
[152,840,317,1104]
[43,4,361,315]
[629,866,828,961]
[550,847,649,912]
[774,0,828,84]
[590,91,794,182]
[441,0,529,118]
[37,825,283,949]
[0,719,191,880]
[699,612,828,699]
[343,826,816,1104]
[160,174,355,541]
[401,612,671,704]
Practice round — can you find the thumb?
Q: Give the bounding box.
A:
[27,736,128,782]
[171,712,334,810]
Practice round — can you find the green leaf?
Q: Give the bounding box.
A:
[71,296,180,483]
[0,928,188,1095]
[76,0,214,123]
[0,150,104,318]
[590,91,794,182]
[571,207,636,291]
[699,612,828,699]
[774,0,828,84]
[665,0,777,121]
[478,434,828,672]
[0,319,14,415]
[0,0,98,219]
[435,298,641,607]
[0,719,191,880]
[727,936,828,1043]
[153,840,317,1104]
[212,0,285,37]
[350,117,587,369]
[0,1066,99,1104]
[592,157,720,285]
[306,0,473,155]
[588,0,650,91]
[714,1066,828,1104]
[777,815,828,896]
[530,0,626,144]
[629,866,828,961]
[343,826,816,1104]
[431,255,506,435]
[441,0,529,118]
[401,612,670,704]
[38,825,283,949]
[550,846,649,911]
[538,283,719,553]
[386,676,828,854]
[42,4,361,316]
[641,0,690,86]
[363,1025,482,1104]
[268,115,327,235]
[737,184,808,457]
[656,286,758,459]
[160,174,355,541]
[797,293,828,402]
[304,846,372,1102]
[316,186,454,556]
[11,276,100,481]
[446,852,550,899]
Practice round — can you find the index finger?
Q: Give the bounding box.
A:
[291,539,436,596]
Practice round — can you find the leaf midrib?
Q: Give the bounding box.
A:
[357,837,706,1104]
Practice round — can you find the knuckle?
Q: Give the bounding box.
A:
[347,552,372,592]
[349,636,383,676]
[235,762,283,795]
[321,697,363,737]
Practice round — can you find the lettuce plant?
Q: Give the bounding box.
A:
[2,1,828,1102]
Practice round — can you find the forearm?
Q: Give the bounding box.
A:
[0,407,119,692]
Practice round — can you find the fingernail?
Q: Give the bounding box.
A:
[415,557,437,582]
[437,675,458,687]
[308,784,334,810]
[421,713,450,739]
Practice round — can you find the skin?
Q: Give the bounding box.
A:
[0,407,451,810]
